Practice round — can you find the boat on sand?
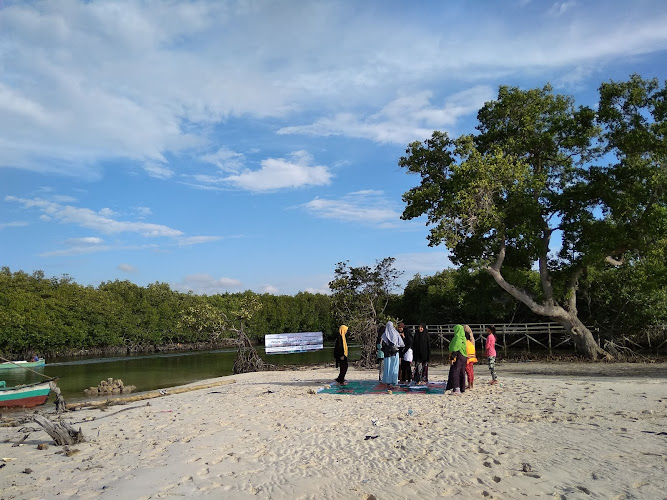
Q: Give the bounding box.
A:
[0,379,54,408]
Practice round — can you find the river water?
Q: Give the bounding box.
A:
[1,344,361,404]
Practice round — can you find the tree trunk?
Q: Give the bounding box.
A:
[486,264,611,360]
[552,312,610,360]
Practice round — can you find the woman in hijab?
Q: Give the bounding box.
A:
[446,324,468,395]
[334,325,349,385]
[381,321,404,388]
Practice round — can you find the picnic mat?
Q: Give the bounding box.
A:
[317,380,446,395]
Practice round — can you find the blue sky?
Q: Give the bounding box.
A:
[1,0,666,295]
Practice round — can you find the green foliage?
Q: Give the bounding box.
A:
[393,267,543,325]
[399,75,667,355]
[579,248,667,339]
[0,267,334,356]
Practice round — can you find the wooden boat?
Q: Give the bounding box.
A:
[0,358,46,370]
[0,379,53,408]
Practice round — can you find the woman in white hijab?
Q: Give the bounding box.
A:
[381,321,404,388]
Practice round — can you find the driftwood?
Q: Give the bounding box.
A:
[33,415,84,445]
[64,378,236,411]
[12,433,29,447]
[603,340,648,361]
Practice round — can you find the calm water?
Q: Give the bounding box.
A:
[1,343,360,404]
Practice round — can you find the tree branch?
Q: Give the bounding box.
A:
[605,255,625,266]
[490,233,506,272]
[564,265,585,315]
[539,226,555,304]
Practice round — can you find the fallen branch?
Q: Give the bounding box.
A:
[71,402,151,424]
[65,378,236,411]
[12,434,29,447]
[33,415,84,446]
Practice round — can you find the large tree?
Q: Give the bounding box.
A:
[400,76,667,359]
[329,258,402,367]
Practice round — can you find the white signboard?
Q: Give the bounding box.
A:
[265,332,324,354]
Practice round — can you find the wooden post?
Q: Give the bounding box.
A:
[439,327,444,359]
[548,324,552,356]
[526,324,530,353]
[503,325,507,357]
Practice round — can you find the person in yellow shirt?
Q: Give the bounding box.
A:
[334,325,349,385]
[464,325,477,389]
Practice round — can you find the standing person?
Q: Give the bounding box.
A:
[333,325,349,385]
[486,325,499,385]
[464,325,477,389]
[376,324,385,382]
[397,322,413,384]
[446,324,468,395]
[412,324,431,385]
[381,321,404,388]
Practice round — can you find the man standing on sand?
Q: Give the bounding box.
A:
[486,325,499,385]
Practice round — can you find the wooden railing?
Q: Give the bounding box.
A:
[406,323,586,356]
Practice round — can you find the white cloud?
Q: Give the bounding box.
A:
[549,1,577,16]
[200,147,245,173]
[393,252,453,274]
[144,162,175,179]
[136,206,152,217]
[260,284,280,295]
[6,196,184,237]
[301,190,402,226]
[173,273,242,294]
[177,236,222,246]
[118,263,138,273]
[66,237,104,245]
[278,87,495,144]
[0,221,28,230]
[0,1,665,178]
[224,151,332,192]
[40,235,107,257]
[41,244,111,257]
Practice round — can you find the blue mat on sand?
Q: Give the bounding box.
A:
[317,380,446,395]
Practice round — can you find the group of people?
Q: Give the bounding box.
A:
[333,321,499,393]
[444,324,498,395]
[376,321,432,387]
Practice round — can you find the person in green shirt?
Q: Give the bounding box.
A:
[446,324,468,395]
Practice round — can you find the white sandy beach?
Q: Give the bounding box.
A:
[1,362,666,499]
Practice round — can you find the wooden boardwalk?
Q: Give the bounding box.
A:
[407,322,587,356]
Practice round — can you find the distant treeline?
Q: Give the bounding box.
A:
[0,268,335,356]
[1,263,664,356]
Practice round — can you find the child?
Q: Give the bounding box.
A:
[464,325,477,389]
[485,325,498,385]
